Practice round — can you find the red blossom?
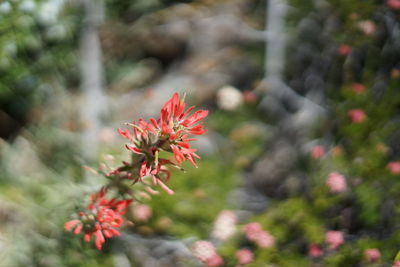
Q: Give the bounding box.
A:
[235,248,254,265]
[348,109,366,123]
[351,83,366,94]
[242,90,257,104]
[325,230,344,250]
[243,222,275,248]
[191,241,223,267]
[206,254,224,267]
[364,248,381,263]
[311,145,325,159]
[326,172,347,193]
[67,92,208,249]
[117,93,208,193]
[308,244,323,257]
[338,44,351,56]
[65,188,132,250]
[388,0,400,9]
[387,162,400,174]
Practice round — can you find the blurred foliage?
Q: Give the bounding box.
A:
[0,0,80,139]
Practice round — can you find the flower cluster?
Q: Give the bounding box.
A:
[118,92,208,194]
[64,188,132,250]
[308,243,323,257]
[243,222,275,248]
[326,172,347,193]
[348,109,366,123]
[387,161,400,174]
[364,248,381,263]
[388,0,400,9]
[338,44,351,56]
[351,83,366,94]
[235,249,254,265]
[191,241,224,267]
[325,230,344,250]
[65,93,208,249]
[211,210,237,241]
[311,145,325,159]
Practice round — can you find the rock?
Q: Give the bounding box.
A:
[251,141,299,197]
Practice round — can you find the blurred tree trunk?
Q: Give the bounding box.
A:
[80,0,106,160]
[265,0,286,84]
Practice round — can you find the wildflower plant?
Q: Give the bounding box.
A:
[64,93,208,250]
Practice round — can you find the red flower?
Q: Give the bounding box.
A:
[191,241,223,267]
[308,244,323,257]
[243,222,275,248]
[159,93,208,163]
[64,188,132,250]
[326,172,347,193]
[67,92,209,249]
[388,0,400,9]
[364,248,381,263]
[387,162,400,174]
[351,83,365,94]
[325,230,344,250]
[243,222,263,240]
[236,248,254,265]
[242,90,257,104]
[117,93,208,193]
[206,254,224,267]
[348,109,366,123]
[338,44,351,56]
[311,145,325,159]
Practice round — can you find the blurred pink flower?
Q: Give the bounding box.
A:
[387,162,400,174]
[206,254,224,267]
[311,145,325,159]
[308,244,323,257]
[243,222,263,240]
[192,241,223,267]
[338,44,351,56]
[243,222,275,248]
[325,231,344,250]
[243,90,257,104]
[257,231,275,248]
[326,172,347,193]
[235,249,254,265]
[388,0,400,9]
[212,210,237,241]
[132,204,152,222]
[358,20,376,35]
[364,248,381,263]
[192,241,217,262]
[351,83,366,94]
[393,260,400,267]
[348,109,366,123]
